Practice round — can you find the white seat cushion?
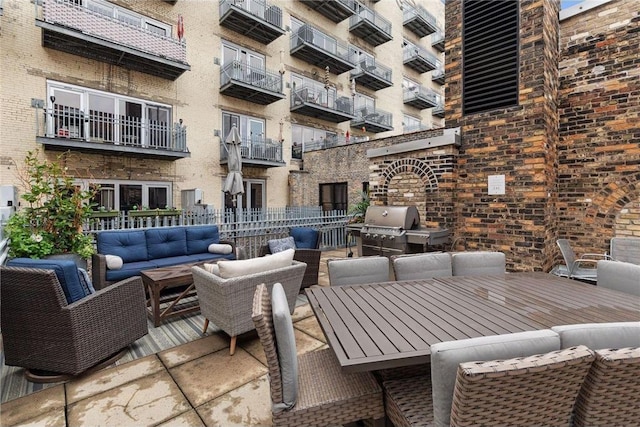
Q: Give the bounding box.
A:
[217,249,295,279]
[552,322,640,350]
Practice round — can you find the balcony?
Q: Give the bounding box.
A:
[432,66,445,85]
[403,123,432,134]
[351,107,393,133]
[290,87,355,123]
[300,0,356,23]
[432,29,445,52]
[433,103,445,118]
[220,61,285,105]
[349,6,392,47]
[403,44,439,73]
[290,25,356,74]
[34,105,189,160]
[219,0,285,45]
[350,59,392,91]
[36,0,189,81]
[220,137,284,168]
[403,5,438,38]
[403,85,439,110]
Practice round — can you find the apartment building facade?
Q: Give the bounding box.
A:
[0,0,445,213]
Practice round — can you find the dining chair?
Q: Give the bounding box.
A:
[251,283,385,427]
[391,252,452,281]
[596,260,640,296]
[555,239,611,283]
[450,251,505,276]
[327,256,390,286]
[573,347,640,427]
[449,346,594,427]
[609,236,640,265]
[552,321,640,350]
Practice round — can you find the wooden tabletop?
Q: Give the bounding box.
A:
[306,272,640,373]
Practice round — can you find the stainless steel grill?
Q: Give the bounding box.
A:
[347,205,450,257]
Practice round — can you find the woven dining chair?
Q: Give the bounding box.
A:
[391,252,452,281]
[573,347,640,427]
[251,283,385,427]
[451,251,505,276]
[327,256,390,286]
[449,346,595,427]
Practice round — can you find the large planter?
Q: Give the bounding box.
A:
[44,253,88,270]
[90,211,120,218]
[129,209,181,217]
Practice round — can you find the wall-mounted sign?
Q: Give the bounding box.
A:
[488,174,505,195]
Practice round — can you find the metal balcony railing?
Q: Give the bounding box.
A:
[353,107,392,127]
[220,136,283,163]
[220,0,283,28]
[403,124,432,134]
[350,6,392,38]
[403,86,439,105]
[40,0,186,63]
[291,86,353,114]
[403,44,439,69]
[35,106,188,153]
[432,29,445,50]
[220,61,283,93]
[294,135,370,157]
[290,24,355,65]
[352,58,392,83]
[403,4,438,30]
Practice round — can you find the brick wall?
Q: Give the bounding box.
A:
[557,0,640,256]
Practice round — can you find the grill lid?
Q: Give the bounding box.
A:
[363,206,420,230]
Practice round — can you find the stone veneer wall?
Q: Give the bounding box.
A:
[445,0,560,272]
[557,0,640,255]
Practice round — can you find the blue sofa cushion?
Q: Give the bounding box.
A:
[150,255,200,268]
[98,231,148,263]
[191,252,235,262]
[105,260,156,282]
[7,258,92,304]
[146,227,188,259]
[290,227,318,249]
[185,225,220,255]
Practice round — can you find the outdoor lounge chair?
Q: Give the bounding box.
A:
[597,260,640,296]
[251,283,385,427]
[327,256,390,286]
[391,252,452,281]
[553,238,611,283]
[0,265,148,380]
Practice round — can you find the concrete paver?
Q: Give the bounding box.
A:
[0,384,65,426]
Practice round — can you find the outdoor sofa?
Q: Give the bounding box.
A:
[92,225,236,290]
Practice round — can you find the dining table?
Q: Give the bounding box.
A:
[305,272,640,373]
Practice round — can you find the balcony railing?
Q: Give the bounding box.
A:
[292,134,370,158]
[350,58,392,91]
[34,106,189,160]
[219,0,285,44]
[403,85,440,110]
[299,0,356,23]
[290,86,355,123]
[38,0,189,80]
[349,5,393,46]
[220,61,285,104]
[219,136,284,167]
[403,44,439,73]
[290,24,356,74]
[432,66,445,85]
[432,29,445,52]
[351,107,393,133]
[403,5,438,37]
[403,123,432,134]
[433,103,445,118]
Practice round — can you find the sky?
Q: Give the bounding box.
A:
[560,0,585,9]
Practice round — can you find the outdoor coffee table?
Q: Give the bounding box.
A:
[140,263,201,327]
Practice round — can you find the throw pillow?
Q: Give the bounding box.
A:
[77,268,96,294]
[208,243,233,255]
[217,249,295,279]
[268,236,296,254]
[203,263,220,276]
[271,282,298,411]
[105,254,123,270]
[290,227,319,249]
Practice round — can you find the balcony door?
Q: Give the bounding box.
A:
[49,87,84,139]
[222,42,265,82]
[147,105,170,149]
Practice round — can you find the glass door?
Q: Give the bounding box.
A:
[49,87,84,139]
[147,105,170,149]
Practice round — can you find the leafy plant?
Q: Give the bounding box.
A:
[348,191,370,223]
[4,150,96,259]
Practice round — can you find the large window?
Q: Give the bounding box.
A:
[82,180,172,212]
[320,183,347,212]
[47,81,171,147]
[83,0,171,36]
[291,72,337,107]
[292,124,336,151]
[221,40,266,82]
[223,179,265,212]
[222,112,266,146]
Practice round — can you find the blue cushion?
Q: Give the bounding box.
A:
[146,227,188,259]
[150,255,199,268]
[7,258,92,304]
[191,252,235,262]
[185,225,220,255]
[105,260,156,282]
[290,227,318,249]
[97,231,148,263]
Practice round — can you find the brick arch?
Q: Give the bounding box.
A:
[377,158,438,204]
[584,172,640,230]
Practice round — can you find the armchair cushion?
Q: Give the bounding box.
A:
[218,249,295,279]
[105,255,123,270]
[97,230,148,263]
[186,225,221,255]
[146,227,188,259]
[290,227,318,249]
[208,243,233,255]
[268,236,296,254]
[6,258,92,304]
[271,282,299,411]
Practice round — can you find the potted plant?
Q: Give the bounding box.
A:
[348,191,370,224]
[4,150,96,264]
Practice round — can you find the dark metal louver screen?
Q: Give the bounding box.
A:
[462,0,519,115]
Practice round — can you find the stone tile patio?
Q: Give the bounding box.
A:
[0,249,346,426]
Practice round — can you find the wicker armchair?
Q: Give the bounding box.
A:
[258,227,322,289]
[251,283,385,427]
[192,260,306,355]
[0,266,148,378]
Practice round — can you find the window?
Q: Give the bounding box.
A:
[47,81,172,147]
[83,180,172,212]
[291,72,337,107]
[462,0,519,114]
[403,114,422,133]
[222,112,266,147]
[354,92,374,116]
[83,0,170,37]
[291,124,336,151]
[223,179,265,213]
[221,41,266,81]
[320,183,347,212]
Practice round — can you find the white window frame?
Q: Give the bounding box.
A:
[76,179,173,212]
[84,0,171,37]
